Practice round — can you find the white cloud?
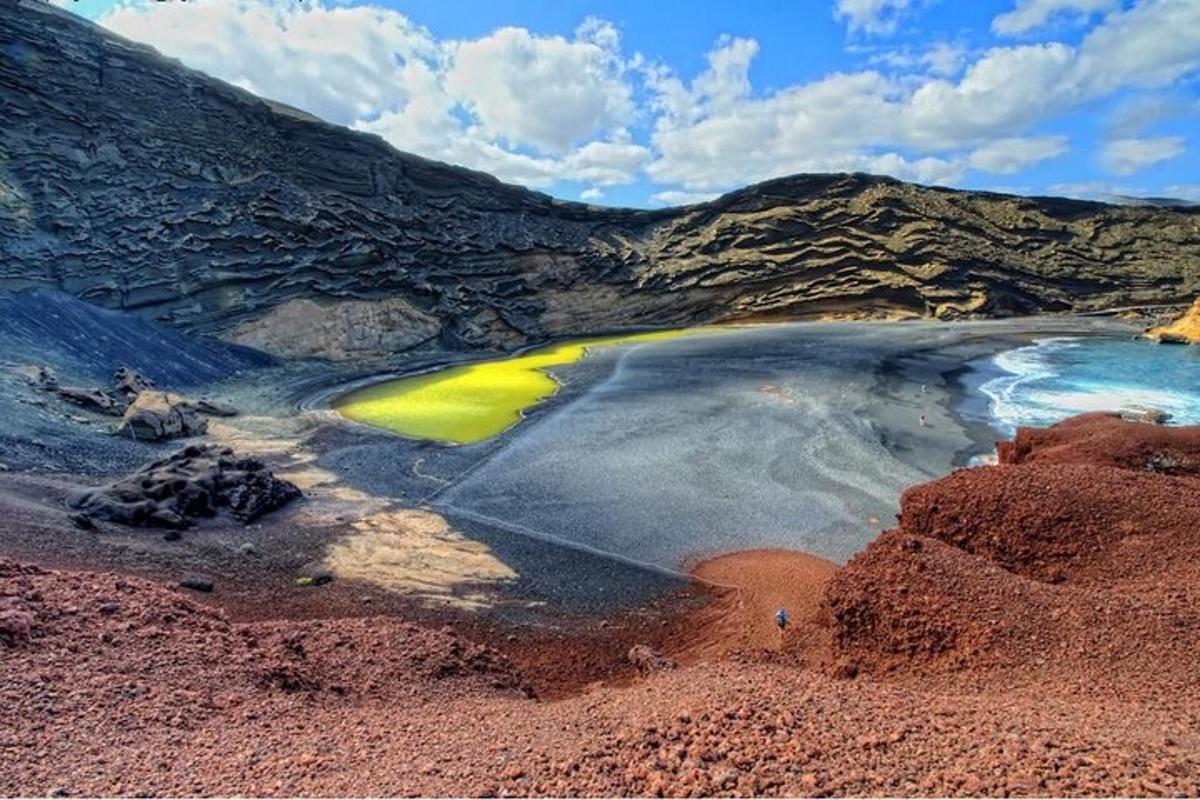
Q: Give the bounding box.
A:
[924,42,970,77]
[644,0,1199,198]
[580,187,605,201]
[1108,94,1188,138]
[834,0,915,35]
[903,43,1076,149]
[97,0,645,190]
[1101,136,1186,174]
[101,0,437,125]
[969,135,1070,173]
[1072,0,1200,96]
[903,0,1200,148]
[444,22,634,155]
[650,190,721,206]
[869,41,967,77]
[1045,180,1200,203]
[1163,184,1200,201]
[560,139,651,185]
[992,0,1119,35]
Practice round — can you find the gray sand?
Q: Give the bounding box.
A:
[417,319,1133,568]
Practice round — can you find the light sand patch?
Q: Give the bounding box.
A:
[206,416,364,493]
[323,509,518,610]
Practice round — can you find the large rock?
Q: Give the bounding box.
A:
[3,1,1200,353]
[115,392,208,441]
[68,444,302,529]
[1145,298,1200,344]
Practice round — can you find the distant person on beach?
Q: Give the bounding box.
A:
[775,608,790,632]
[919,413,928,427]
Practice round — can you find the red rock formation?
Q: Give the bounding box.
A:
[829,415,1200,691]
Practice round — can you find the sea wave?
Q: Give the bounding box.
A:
[980,338,1080,434]
[981,337,1200,435]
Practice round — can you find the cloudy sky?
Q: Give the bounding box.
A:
[59,0,1200,207]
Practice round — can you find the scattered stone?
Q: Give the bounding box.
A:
[67,444,301,529]
[832,659,860,680]
[69,513,96,531]
[239,542,258,557]
[115,391,208,441]
[113,366,155,398]
[56,385,126,416]
[626,645,676,674]
[0,607,35,646]
[1119,406,1169,425]
[310,571,335,586]
[188,397,239,417]
[35,366,59,390]
[178,575,214,593]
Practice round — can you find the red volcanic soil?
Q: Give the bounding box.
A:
[4,413,1200,796]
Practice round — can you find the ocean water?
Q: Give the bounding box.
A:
[979,336,1200,436]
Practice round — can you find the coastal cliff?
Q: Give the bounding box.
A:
[4,0,1200,357]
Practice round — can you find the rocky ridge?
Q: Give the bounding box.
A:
[3,0,1200,357]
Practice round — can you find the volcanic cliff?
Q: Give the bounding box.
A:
[4,0,1200,358]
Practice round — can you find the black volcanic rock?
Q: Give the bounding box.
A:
[67,444,301,529]
[3,0,1199,356]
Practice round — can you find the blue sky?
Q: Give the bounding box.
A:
[61,0,1200,207]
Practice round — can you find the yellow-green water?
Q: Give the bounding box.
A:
[333,329,699,444]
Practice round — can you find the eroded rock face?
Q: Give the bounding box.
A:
[67,444,302,529]
[4,1,1200,354]
[227,297,441,360]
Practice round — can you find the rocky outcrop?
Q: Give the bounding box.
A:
[1145,298,1200,344]
[115,391,208,441]
[67,444,302,529]
[3,0,1200,356]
